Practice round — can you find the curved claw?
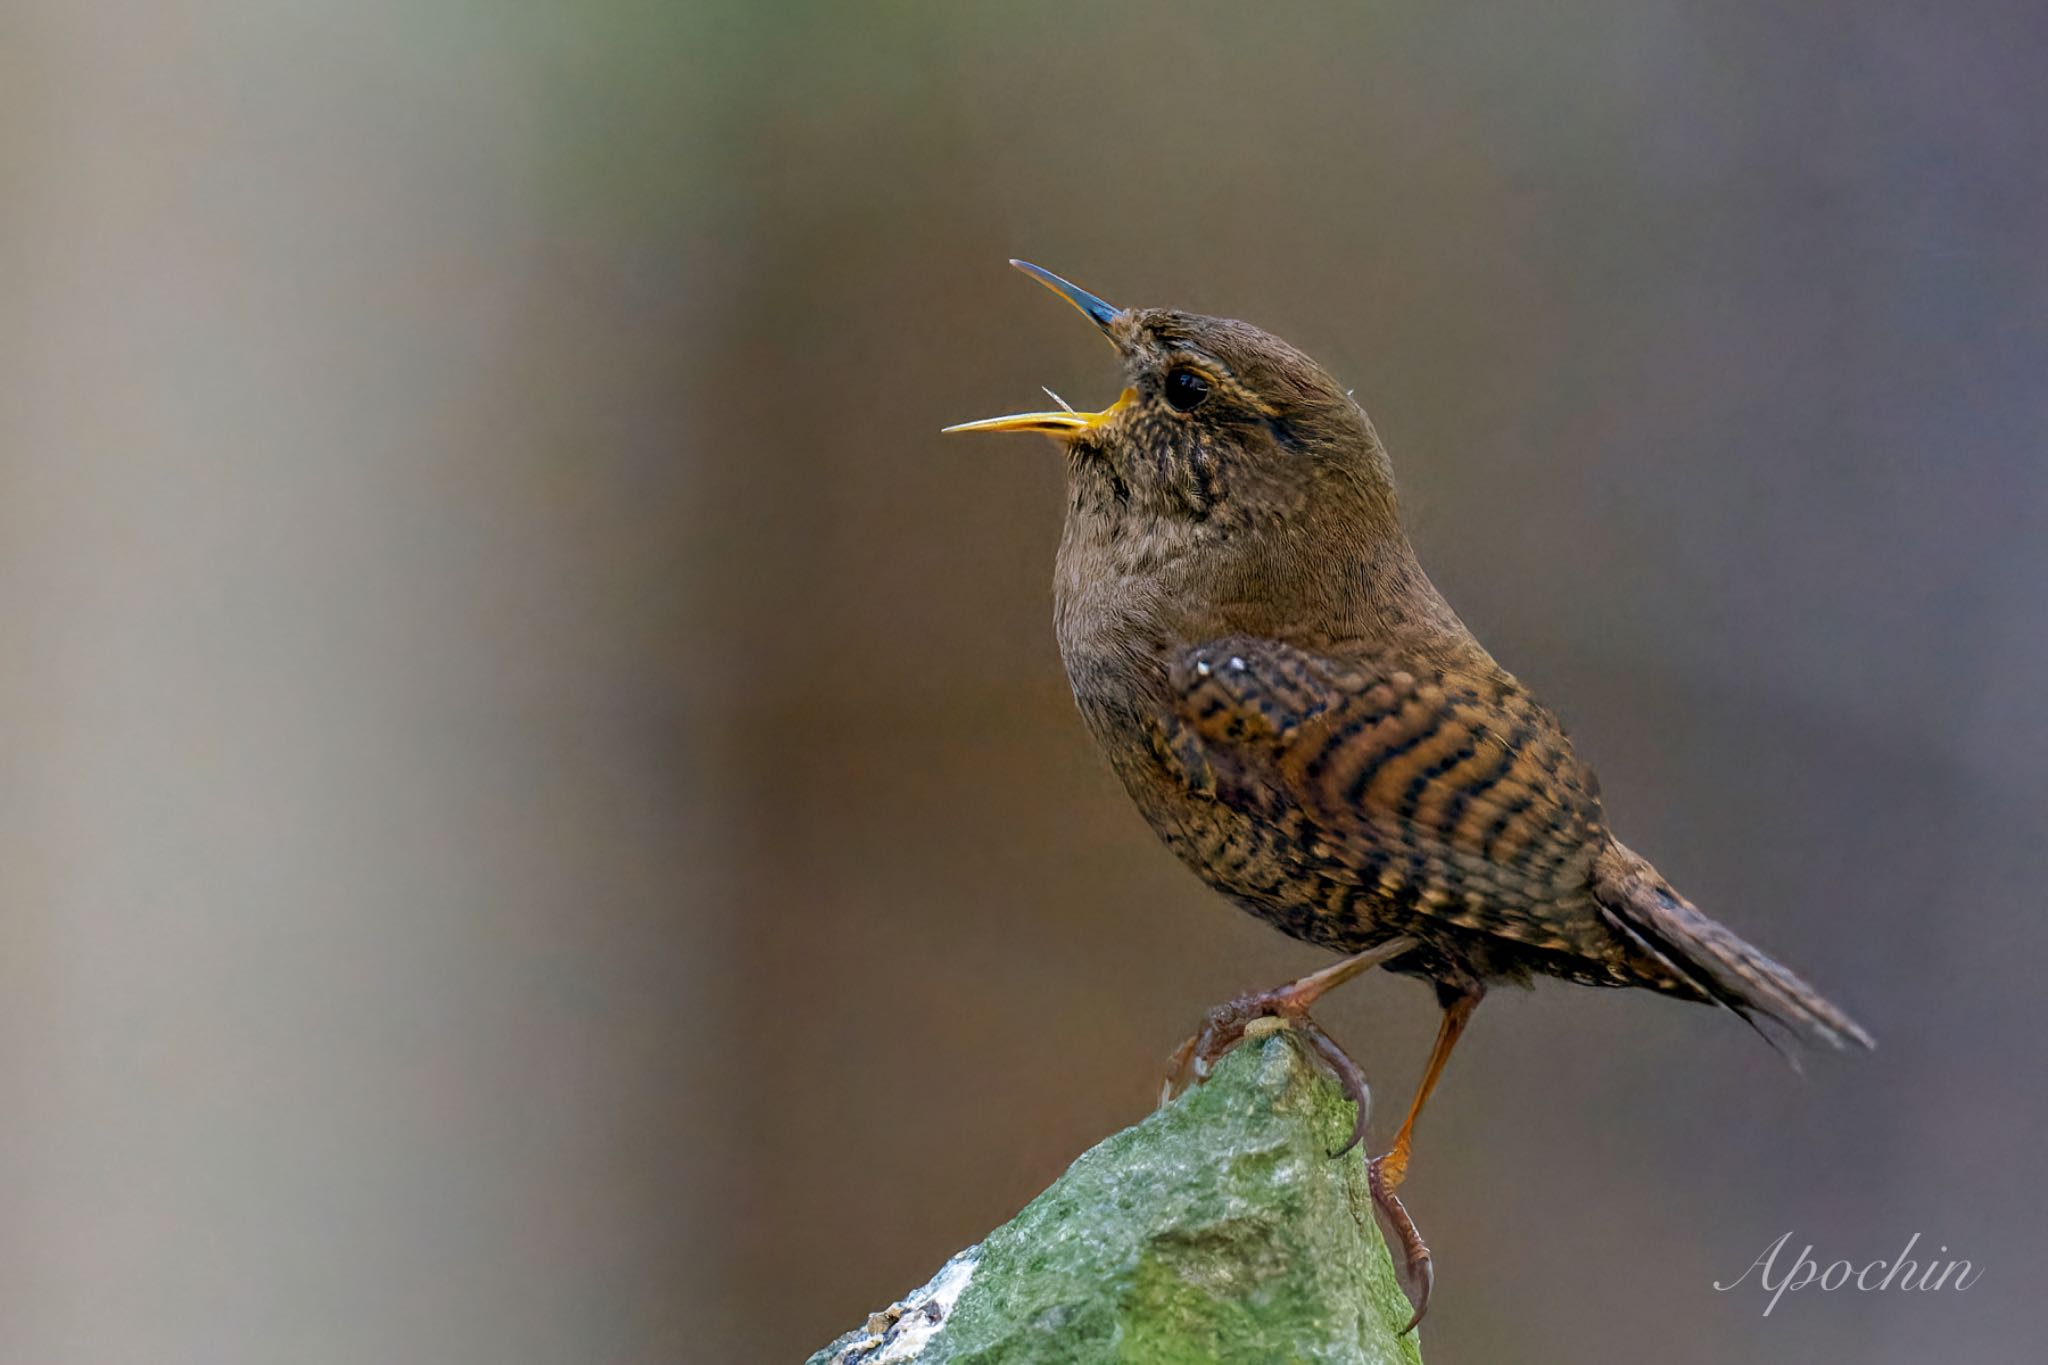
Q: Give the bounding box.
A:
[1162,1033,1199,1107]
[1369,1155,1435,1333]
[1160,994,1256,1102]
[1399,1253,1435,1335]
[1293,1017,1373,1157]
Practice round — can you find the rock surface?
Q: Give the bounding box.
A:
[807,1028,1425,1364]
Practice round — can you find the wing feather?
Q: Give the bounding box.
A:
[1170,637,1618,960]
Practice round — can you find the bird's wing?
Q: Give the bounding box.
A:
[1168,636,1620,959]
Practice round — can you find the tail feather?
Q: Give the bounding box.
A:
[1597,848,1874,1052]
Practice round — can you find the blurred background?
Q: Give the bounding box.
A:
[4,2,2044,1361]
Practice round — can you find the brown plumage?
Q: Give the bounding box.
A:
[947,261,1871,1327]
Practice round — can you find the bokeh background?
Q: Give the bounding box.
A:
[5,2,2044,1361]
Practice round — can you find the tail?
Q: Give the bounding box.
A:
[1595,845,1875,1053]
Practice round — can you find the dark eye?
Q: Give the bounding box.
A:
[1163,368,1211,412]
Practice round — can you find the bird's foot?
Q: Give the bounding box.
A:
[1369,1153,1433,1333]
[1162,988,1374,1159]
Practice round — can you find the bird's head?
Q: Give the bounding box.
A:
[946,261,1398,536]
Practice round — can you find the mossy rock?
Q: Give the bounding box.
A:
[808,1029,1424,1364]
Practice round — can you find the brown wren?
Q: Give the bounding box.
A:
[945,260,1871,1329]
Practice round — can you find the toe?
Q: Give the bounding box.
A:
[1398,1253,1434,1334]
[1368,1161,1435,1333]
[1292,1018,1373,1156]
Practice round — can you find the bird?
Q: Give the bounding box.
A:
[943,260,1872,1330]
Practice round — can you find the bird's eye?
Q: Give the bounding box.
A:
[1163,368,1211,412]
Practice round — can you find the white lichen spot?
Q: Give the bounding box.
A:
[877,1253,975,1362]
[838,1250,979,1363]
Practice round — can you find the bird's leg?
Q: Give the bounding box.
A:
[1164,936,1416,1157]
[1367,985,1483,1333]
[1372,987,1481,1191]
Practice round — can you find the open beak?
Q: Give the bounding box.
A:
[943,260,1129,438]
[1008,259,1121,334]
[941,389,1133,437]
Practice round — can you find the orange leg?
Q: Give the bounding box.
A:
[1369,985,1482,1333]
[1374,987,1482,1191]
